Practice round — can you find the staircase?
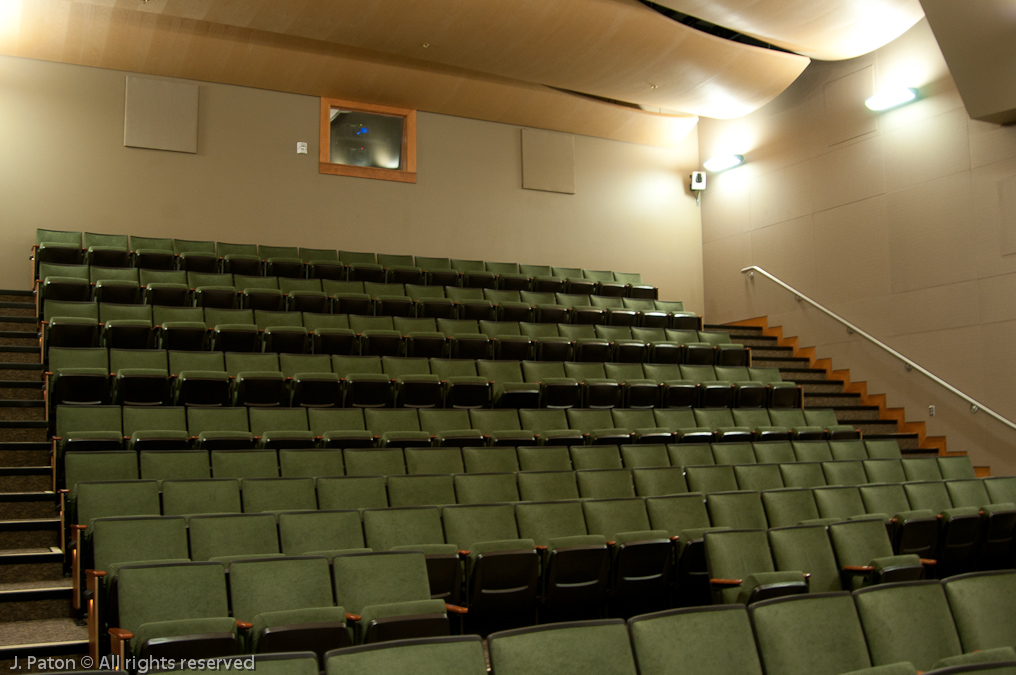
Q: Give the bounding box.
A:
[0,290,87,670]
[716,320,936,456]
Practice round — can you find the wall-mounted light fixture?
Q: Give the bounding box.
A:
[703,154,744,172]
[865,87,917,111]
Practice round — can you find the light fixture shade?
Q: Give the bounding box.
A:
[703,154,744,172]
[865,87,917,111]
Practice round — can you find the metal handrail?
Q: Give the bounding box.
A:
[741,265,1016,433]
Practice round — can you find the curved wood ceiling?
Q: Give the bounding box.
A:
[0,0,920,146]
[653,0,925,60]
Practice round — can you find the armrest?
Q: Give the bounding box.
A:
[85,569,106,579]
[108,626,133,662]
[457,550,470,557]
[669,535,680,542]
[235,620,252,630]
[920,558,937,566]
[445,604,468,615]
[843,565,874,572]
[710,578,742,586]
[345,613,361,622]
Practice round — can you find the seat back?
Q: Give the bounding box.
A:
[278,510,365,555]
[229,556,336,623]
[331,550,432,613]
[854,580,965,671]
[488,620,637,675]
[749,592,874,675]
[188,512,280,561]
[628,606,763,675]
[324,635,487,674]
[116,561,230,637]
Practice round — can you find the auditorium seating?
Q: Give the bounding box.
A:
[32,228,1011,672]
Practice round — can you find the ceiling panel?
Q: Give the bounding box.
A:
[0,0,699,146]
[79,0,811,119]
[654,0,924,60]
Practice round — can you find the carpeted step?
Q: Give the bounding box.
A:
[0,331,40,347]
[0,549,64,584]
[804,392,863,407]
[0,301,36,319]
[751,355,812,369]
[0,443,51,469]
[0,519,60,552]
[0,619,89,673]
[849,420,901,435]
[0,364,43,382]
[798,381,845,394]
[0,582,73,622]
[747,345,795,359]
[0,468,51,493]
[0,493,58,520]
[730,336,779,348]
[0,421,49,443]
[0,401,45,421]
[707,324,764,338]
[0,346,41,365]
[0,382,44,401]
[0,316,39,333]
[825,406,883,422]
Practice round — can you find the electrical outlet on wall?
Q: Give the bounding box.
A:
[929,405,936,416]
[296,142,308,154]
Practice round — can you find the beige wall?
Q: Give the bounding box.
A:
[0,55,704,311]
[700,19,1016,475]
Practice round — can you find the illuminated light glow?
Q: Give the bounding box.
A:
[703,154,744,172]
[865,87,917,111]
[0,0,21,47]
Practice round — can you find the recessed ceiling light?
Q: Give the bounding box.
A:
[865,87,917,111]
[703,154,744,172]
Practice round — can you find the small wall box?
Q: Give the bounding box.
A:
[690,171,706,191]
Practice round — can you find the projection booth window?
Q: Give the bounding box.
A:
[319,98,417,183]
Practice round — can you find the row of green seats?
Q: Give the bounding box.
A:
[53,406,856,455]
[33,229,657,296]
[86,575,1016,675]
[49,351,778,409]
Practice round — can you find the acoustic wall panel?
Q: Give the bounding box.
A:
[124,75,199,154]
[521,128,575,195]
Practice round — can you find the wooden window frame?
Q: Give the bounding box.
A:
[319,98,417,184]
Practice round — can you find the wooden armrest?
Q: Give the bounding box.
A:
[235,620,252,630]
[710,578,742,586]
[58,489,69,495]
[345,613,361,622]
[669,535,680,542]
[843,565,874,572]
[108,627,134,640]
[920,558,937,566]
[457,550,470,556]
[445,604,468,615]
[606,541,616,546]
[71,524,87,531]
[85,569,106,578]
[535,545,547,551]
